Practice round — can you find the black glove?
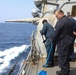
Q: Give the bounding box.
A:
[43,40,46,43]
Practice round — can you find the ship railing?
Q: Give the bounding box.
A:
[30,30,45,75]
[17,30,43,75]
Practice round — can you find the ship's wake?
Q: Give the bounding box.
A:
[0,45,30,73]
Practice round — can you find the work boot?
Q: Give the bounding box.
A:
[56,71,62,75]
[69,58,75,62]
[43,64,54,68]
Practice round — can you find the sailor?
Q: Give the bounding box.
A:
[68,15,76,61]
[40,19,54,67]
[52,10,74,75]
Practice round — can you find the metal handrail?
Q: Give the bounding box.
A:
[17,48,32,75]
[16,30,38,75]
[16,30,44,75]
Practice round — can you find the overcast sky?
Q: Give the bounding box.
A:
[0,0,36,22]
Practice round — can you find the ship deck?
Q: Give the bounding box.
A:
[31,58,76,75]
[31,44,76,75]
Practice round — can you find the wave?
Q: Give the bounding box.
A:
[0,45,30,73]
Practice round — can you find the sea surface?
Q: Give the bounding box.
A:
[0,22,36,75]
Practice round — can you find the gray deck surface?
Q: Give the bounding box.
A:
[31,58,76,75]
[31,45,76,75]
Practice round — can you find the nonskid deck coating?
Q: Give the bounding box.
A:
[31,44,76,75]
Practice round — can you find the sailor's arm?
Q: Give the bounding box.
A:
[40,24,47,35]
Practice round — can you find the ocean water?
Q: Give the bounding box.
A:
[0,23,36,75]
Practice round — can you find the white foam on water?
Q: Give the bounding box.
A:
[0,45,30,73]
